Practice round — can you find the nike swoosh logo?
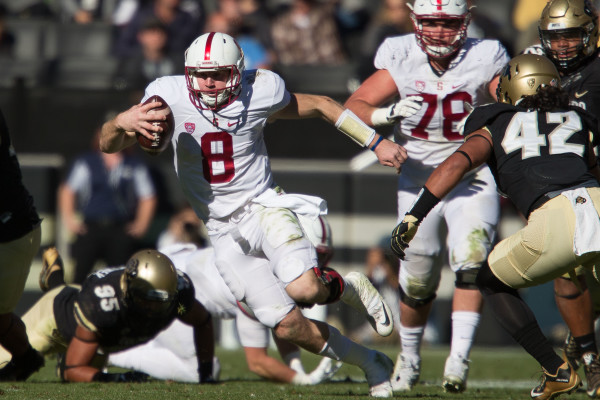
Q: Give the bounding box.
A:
[575,90,588,98]
[380,301,391,326]
[452,83,464,89]
[228,121,239,127]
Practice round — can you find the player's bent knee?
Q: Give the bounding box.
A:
[286,271,323,305]
[455,269,480,290]
[399,284,436,308]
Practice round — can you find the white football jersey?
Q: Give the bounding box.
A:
[375,35,509,185]
[142,69,291,222]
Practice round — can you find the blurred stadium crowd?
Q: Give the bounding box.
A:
[0,0,593,91]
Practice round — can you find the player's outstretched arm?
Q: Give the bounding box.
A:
[271,93,406,172]
[179,300,216,383]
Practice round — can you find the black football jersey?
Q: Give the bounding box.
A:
[54,267,195,353]
[560,52,600,124]
[464,103,598,217]
[0,108,41,242]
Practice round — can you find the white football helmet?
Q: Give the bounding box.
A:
[409,0,471,58]
[297,214,334,268]
[184,32,245,110]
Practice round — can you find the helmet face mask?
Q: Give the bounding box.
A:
[185,32,245,110]
[539,0,599,72]
[496,54,560,105]
[409,0,471,58]
[121,250,179,318]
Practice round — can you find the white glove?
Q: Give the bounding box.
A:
[306,358,343,384]
[456,101,474,136]
[371,96,423,126]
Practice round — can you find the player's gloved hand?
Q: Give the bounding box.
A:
[371,96,423,126]
[93,371,149,382]
[522,44,545,55]
[456,101,474,136]
[390,214,420,260]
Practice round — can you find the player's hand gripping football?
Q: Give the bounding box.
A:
[390,214,420,260]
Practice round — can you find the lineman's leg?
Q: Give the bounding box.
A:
[0,226,44,381]
[392,187,444,392]
[482,196,590,398]
[554,273,596,371]
[442,169,499,392]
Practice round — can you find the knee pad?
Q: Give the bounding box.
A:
[455,269,480,290]
[398,284,436,308]
[313,267,344,305]
[398,253,439,301]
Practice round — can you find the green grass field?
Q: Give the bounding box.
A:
[1,345,590,400]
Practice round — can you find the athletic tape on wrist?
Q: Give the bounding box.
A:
[335,109,376,147]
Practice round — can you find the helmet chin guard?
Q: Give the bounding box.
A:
[185,32,245,110]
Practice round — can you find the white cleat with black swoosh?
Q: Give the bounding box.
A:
[341,272,394,337]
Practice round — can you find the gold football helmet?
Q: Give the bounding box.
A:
[539,0,599,71]
[496,54,560,105]
[121,249,179,317]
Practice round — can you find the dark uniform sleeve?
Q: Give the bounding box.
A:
[464,103,518,137]
[174,270,196,317]
[570,105,600,148]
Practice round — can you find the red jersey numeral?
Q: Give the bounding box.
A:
[201,131,235,183]
[410,92,472,141]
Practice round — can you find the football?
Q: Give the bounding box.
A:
[136,95,174,155]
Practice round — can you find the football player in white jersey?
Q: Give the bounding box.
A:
[344,0,510,393]
[99,31,411,397]
[109,215,342,385]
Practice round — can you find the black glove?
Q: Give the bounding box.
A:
[93,371,149,383]
[198,361,216,384]
[390,214,420,260]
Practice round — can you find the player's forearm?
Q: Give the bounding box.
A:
[99,118,136,153]
[343,98,377,127]
[424,153,472,199]
[63,365,100,382]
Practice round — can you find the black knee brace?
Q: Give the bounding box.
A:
[455,269,480,290]
[475,261,519,297]
[398,284,436,308]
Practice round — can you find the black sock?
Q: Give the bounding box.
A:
[575,333,598,355]
[515,322,564,374]
[48,270,65,290]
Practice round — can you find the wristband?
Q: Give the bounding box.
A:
[335,109,376,147]
[369,135,384,151]
[409,186,441,222]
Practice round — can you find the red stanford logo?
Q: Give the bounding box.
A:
[185,122,195,134]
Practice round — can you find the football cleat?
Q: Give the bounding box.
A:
[39,247,64,292]
[442,355,470,393]
[583,353,600,398]
[563,332,582,371]
[391,353,421,392]
[531,362,581,400]
[341,272,394,337]
[364,351,394,398]
[0,347,45,381]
